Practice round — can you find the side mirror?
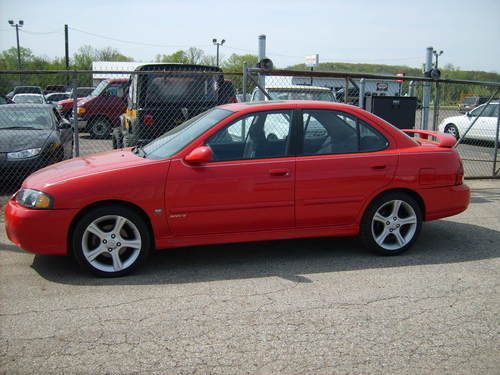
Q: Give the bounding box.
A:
[57,120,71,130]
[466,111,471,117]
[184,146,213,164]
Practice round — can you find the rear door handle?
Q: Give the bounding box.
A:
[269,168,290,176]
[371,165,387,170]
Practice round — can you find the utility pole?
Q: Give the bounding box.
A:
[8,19,24,84]
[65,24,70,85]
[212,38,225,67]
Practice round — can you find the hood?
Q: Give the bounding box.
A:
[24,148,154,189]
[77,96,93,106]
[0,129,54,153]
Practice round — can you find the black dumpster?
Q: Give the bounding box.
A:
[365,95,417,129]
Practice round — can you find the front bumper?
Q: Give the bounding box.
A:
[5,198,78,255]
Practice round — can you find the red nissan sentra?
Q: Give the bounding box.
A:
[5,101,470,277]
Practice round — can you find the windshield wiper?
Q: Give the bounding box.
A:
[0,126,44,130]
[132,145,147,158]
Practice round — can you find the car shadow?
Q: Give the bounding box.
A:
[29,220,500,286]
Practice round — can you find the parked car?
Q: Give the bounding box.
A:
[251,85,336,102]
[0,104,73,183]
[6,86,43,99]
[5,101,469,277]
[75,78,129,139]
[45,92,70,104]
[12,93,46,104]
[44,85,67,95]
[458,96,490,113]
[438,101,499,143]
[0,95,14,105]
[114,63,233,148]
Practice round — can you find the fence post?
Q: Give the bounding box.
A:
[408,81,414,97]
[72,71,80,157]
[493,103,500,176]
[242,62,248,102]
[432,82,440,130]
[344,77,349,103]
[421,46,433,130]
[358,78,365,108]
[257,34,266,101]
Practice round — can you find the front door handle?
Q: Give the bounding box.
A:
[370,165,387,170]
[269,168,289,176]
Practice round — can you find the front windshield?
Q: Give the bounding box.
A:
[143,108,233,160]
[90,80,108,97]
[0,107,53,130]
[269,90,334,101]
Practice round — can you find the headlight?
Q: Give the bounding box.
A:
[15,189,54,209]
[77,106,86,115]
[7,148,41,160]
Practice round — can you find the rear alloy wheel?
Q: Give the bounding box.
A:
[89,118,112,139]
[444,124,460,140]
[72,205,151,277]
[361,192,422,255]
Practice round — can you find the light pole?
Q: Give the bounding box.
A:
[8,19,23,84]
[212,38,225,67]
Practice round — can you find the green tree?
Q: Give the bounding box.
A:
[222,53,258,73]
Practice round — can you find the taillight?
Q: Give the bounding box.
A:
[143,114,154,126]
[455,160,464,185]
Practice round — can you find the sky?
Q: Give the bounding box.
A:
[1,0,499,72]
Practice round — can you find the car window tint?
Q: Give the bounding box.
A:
[206,110,292,161]
[302,110,388,155]
[469,105,485,117]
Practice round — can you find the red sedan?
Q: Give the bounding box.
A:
[5,101,470,277]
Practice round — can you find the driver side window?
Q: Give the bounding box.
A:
[206,110,292,161]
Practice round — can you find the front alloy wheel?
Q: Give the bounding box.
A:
[361,193,422,255]
[72,205,151,276]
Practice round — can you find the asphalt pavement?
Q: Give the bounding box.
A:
[0,179,499,374]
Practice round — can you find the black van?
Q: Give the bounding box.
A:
[113,63,234,148]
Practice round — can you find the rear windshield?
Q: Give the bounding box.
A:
[145,74,218,103]
[463,96,478,104]
[0,107,52,130]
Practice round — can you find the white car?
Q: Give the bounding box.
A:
[438,101,499,142]
[12,93,46,104]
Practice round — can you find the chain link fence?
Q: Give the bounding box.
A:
[244,68,500,179]
[0,66,498,195]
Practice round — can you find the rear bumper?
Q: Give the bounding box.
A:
[5,198,77,255]
[423,183,470,221]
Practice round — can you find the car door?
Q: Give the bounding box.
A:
[295,109,398,228]
[476,103,499,141]
[165,109,296,236]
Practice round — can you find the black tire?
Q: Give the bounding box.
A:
[71,205,151,277]
[360,192,422,255]
[123,134,138,147]
[89,118,112,139]
[112,128,123,149]
[444,124,460,140]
